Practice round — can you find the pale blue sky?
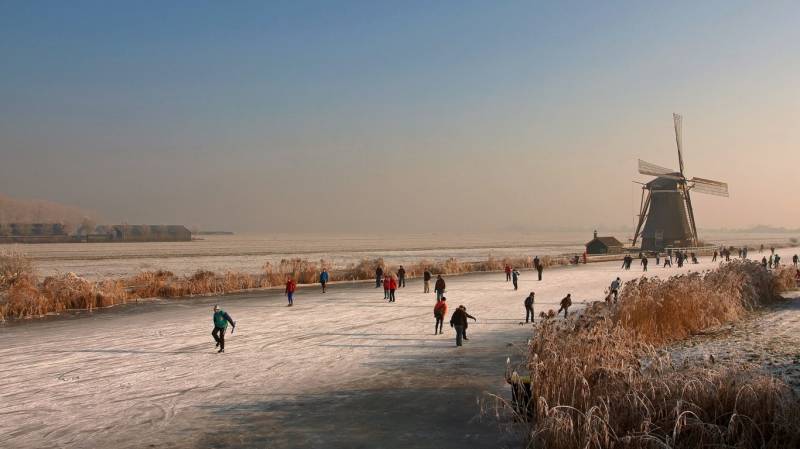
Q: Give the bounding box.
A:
[1,1,798,232]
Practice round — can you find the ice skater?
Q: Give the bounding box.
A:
[511,268,520,291]
[505,264,512,282]
[712,250,718,262]
[375,265,383,288]
[388,275,398,302]
[793,254,798,267]
[641,257,648,272]
[319,268,329,293]
[536,260,544,281]
[285,276,296,306]
[397,265,406,288]
[435,274,446,301]
[609,278,621,302]
[450,305,468,346]
[211,305,236,353]
[423,269,432,293]
[433,297,447,334]
[524,292,535,323]
[383,274,391,299]
[557,294,572,318]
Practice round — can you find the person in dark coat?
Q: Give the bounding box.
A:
[375,266,384,288]
[524,292,535,323]
[762,256,768,269]
[793,254,798,267]
[511,268,520,291]
[459,305,477,340]
[712,250,718,262]
[536,261,543,281]
[450,305,467,346]
[557,294,572,318]
[505,264,512,282]
[434,275,446,301]
[423,269,432,293]
[211,305,236,353]
[397,265,406,288]
[641,257,648,272]
[319,269,329,293]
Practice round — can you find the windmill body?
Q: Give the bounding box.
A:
[632,114,729,252]
[639,175,694,251]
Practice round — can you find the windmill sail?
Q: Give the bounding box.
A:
[673,113,685,175]
[691,177,729,197]
[638,159,680,178]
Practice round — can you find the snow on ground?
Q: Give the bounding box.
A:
[1,250,798,449]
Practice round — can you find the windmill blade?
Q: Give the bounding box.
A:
[673,113,685,176]
[638,159,680,178]
[691,177,729,197]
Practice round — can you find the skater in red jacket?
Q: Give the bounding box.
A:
[285,277,297,306]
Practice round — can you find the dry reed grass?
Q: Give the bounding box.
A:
[0,252,567,320]
[515,260,800,449]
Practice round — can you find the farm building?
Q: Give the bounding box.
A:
[585,231,624,255]
[93,225,192,242]
[0,223,73,243]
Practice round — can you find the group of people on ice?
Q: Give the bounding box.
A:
[212,243,800,351]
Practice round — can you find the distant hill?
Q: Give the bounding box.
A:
[0,194,99,233]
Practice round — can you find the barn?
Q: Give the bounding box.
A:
[585,231,624,255]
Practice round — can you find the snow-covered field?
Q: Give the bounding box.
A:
[1,250,798,449]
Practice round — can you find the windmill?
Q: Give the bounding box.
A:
[632,114,729,251]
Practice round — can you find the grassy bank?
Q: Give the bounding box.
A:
[514,261,799,448]
[0,251,568,321]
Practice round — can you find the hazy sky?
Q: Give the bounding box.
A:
[1,1,798,233]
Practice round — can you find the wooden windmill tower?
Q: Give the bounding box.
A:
[632,114,729,251]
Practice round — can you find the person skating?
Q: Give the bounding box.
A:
[211,305,236,353]
[536,261,544,281]
[397,265,406,288]
[771,247,775,255]
[641,257,648,272]
[375,266,383,288]
[450,305,468,347]
[793,254,798,267]
[383,274,391,300]
[434,274,446,301]
[423,269,432,293]
[769,255,774,269]
[460,305,477,340]
[762,256,768,269]
[388,275,398,302]
[655,253,660,266]
[433,297,447,334]
[319,269,329,293]
[285,276,296,306]
[609,277,621,302]
[557,294,572,318]
[663,257,672,267]
[524,292,535,323]
[511,268,520,291]
[505,264,512,282]
[712,250,718,262]
[775,254,781,268]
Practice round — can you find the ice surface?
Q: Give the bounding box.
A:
[1,249,798,448]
